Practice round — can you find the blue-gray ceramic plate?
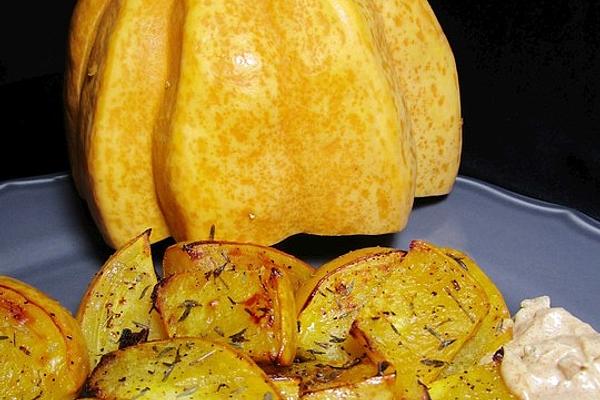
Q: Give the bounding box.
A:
[1,173,599,328]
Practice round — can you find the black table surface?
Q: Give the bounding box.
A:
[1,0,598,221]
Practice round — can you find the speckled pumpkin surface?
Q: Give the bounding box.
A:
[65,0,461,248]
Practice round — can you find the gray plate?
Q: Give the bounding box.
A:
[1,173,599,329]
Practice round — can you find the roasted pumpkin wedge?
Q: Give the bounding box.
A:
[295,246,397,305]
[76,230,165,367]
[85,338,283,399]
[428,363,517,399]
[349,241,489,397]
[0,276,89,399]
[439,247,512,377]
[154,263,297,365]
[162,240,315,291]
[296,248,405,366]
[265,358,396,399]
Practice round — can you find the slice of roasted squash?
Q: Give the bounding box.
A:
[162,240,315,290]
[350,241,489,397]
[265,358,396,399]
[295,246,397,307]
[76,230,165,367]
[438,247,512,377]
[295,248,405,366]
[85,338,282,399]
[154,262,297,365]
[0,276,89,399]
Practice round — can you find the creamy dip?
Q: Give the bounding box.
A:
[501,296,600,400]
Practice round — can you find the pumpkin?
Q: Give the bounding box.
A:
[0,276,90,399]
[65,0,461,249]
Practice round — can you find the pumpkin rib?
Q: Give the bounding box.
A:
[65,0,114,198]
[71,0,174,248]
[74,0,123,241]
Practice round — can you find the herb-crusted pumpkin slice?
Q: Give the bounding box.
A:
[295,248,404,366]
[438,247,512,377]
[77,229,166,367]
[154,262,297,365]
[86,338,282,399]
[0,276,89,399]
[349,240,489,398]
[162,240,315,291]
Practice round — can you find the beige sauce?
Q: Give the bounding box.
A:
[501,296,600,400]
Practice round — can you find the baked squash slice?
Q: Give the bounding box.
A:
[0,276,89,399]
[77,230,166,367]
[438,247,512,377]
[85,338,282,399]
[296,241,490,398]
[162,240,315,291]
[295,247,404,366]
[154,262,297,365]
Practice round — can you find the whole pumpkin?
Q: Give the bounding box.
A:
[65,0,461,249]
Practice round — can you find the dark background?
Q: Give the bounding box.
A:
[1,1,598,220]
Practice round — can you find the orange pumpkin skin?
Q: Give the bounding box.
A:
[65,0,460,248]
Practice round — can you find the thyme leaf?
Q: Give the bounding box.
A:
[213,326,225,337]
[189,349,216,366]
[177,385,199,397]
[329,334,346,343]
[229,328,249,345]
[162,346,182,382]
[445,253,468,271]
[139,285,152,300]
[118,327,149,349]
[420,358,447,368]
[315,357,364,370]
[131,387,151,399]
[444,287,475,323]
[156,346,175,358]
[424,325,456,350]
[178,300,201,322]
